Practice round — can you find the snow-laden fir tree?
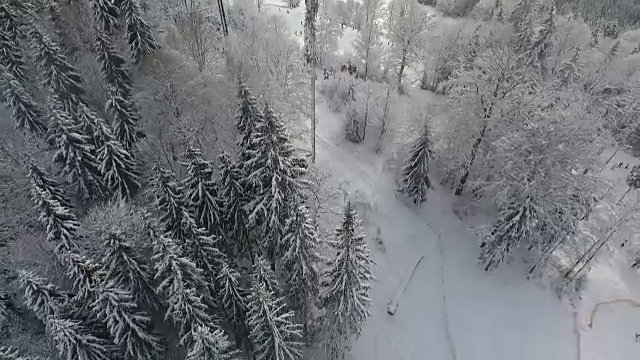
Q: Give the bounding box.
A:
[185,325,235,360]
[527,6,555,76]
[29,26,85,112]
[94,29,133,98]
[247,283,302,360]
[30,186,80,253]
[47,0,77,56]
[105,87,144,151]
[117,0,159,63]
[75,102,110,150]
[514,14,535,56]
[26,161,71,209]
[217,263,250,351]
[90,0,120,32]
[150,165,191,241]
[509,0,533,29]
[181,146,223,236]
[280,203,320,340]
[235,82,264,147]
[18,270,115,360]
[344,104,362,143]
[320,201,375,359]
[217,152,249,258]
[46,96,103,202]
[152,235,217,345]
[100,231,156,308]
[0,28,28,82]
[554,47,581,89]
[397,122,433,205]
[479,193,541,271]
[0,66,46,135]
[252,255,281,296]
[244,103,307,263]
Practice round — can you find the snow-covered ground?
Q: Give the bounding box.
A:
[262,1,640,359]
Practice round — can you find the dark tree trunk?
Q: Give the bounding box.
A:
[455,122,487,196]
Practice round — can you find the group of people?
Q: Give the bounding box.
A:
[612,162,632,170]
[322,60,359,80]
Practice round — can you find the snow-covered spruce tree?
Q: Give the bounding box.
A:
[252,255,281,296]
[244,103,307,263]
[344,104,362,143]
[217,263,250,350]
[18,270,115,360]
[180,146,223,236]
[29,26,85,112]
[93,29,133,99]
[185,325,235,360]
[247,284,302,360]
[117,0,159,63]
[527,6,555,76]
[105,87,144,152]
[90,282,164,358]
[150,165,190,241]
[100,231,156,308]
[18,270,68,322]
[479,194,541,271]
[89,0,120,33]
[152,235,217,345]
[75,102,110,150]
[217,152,249,258]
[97,137,140,199]
[320,201,375,359]
[398,122,433,205]
[0,347,41,360]
[26,161,71,209]
[46,96,103,202]
[0,66,46,135]
[280,203,320,341]
[179,214,227,291]
[554,48,581,89]
[30,186,80,253]
[0,28,28,83]
[235,82,264,147]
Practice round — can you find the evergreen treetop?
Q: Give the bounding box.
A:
[0,66,46,135]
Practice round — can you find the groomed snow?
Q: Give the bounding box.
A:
[261,0,640,358]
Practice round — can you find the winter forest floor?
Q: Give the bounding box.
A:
[262,0,640,359]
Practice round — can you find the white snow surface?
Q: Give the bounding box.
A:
[261,1,640,359]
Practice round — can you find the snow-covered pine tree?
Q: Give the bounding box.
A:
[181,146,223,236]
[217,263,250,352]
[252,255,281,296]
[93,29,132,99]
[29,26,85,112]
[479,194,541,271]
[528,6,555,76]
[509,0,533,29]
[0,66,46,135]
[217,152,249,258]
[152,235,217,345]
[18,270,115,360]
[0,27,28,83]
[30,186,80,253]
[105,87,144,151]
[514,14,535,56]
[150,165,190,241]
[47,0,77,56]
[97,137,140,199]
[100,231,156,308]
[26,161,71,209]
[117,0,158,63]
[397,122,433,205]
[244,103,306,263]
[320,201,375,359]
[46,96,103,202]
[75,102,109,149]
[89,0,120,33]
[280,203,320,340]
[247,283,302,360]
[90,282,164,358]
[180,215,227,286]
[344,104,362,143]
[185,325,235,360]
[235,82,264,147]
